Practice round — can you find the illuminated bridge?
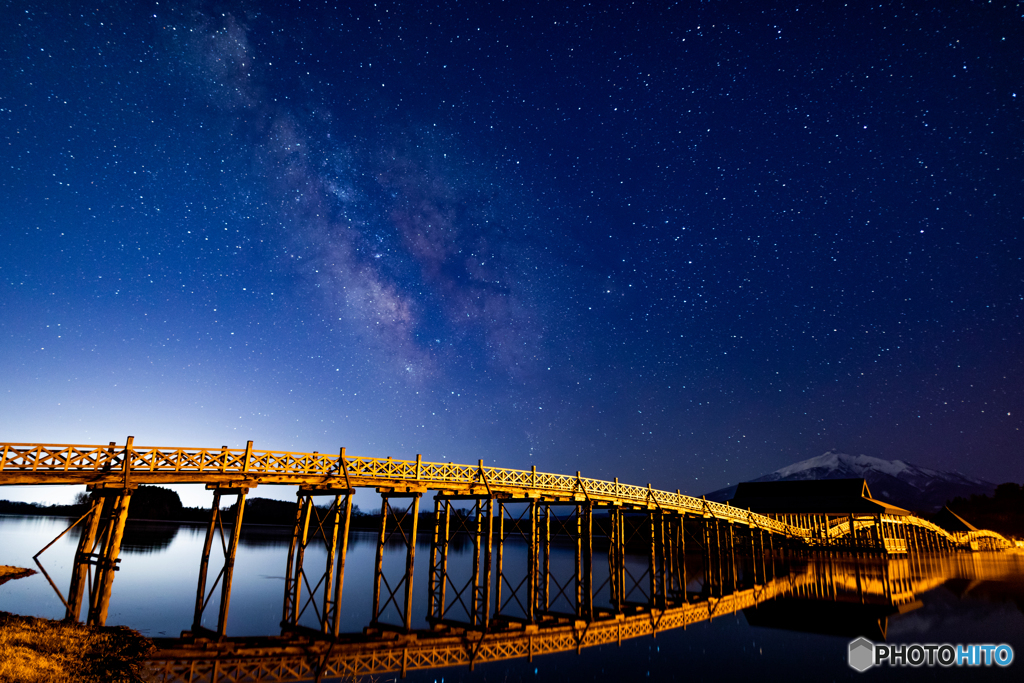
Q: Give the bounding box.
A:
[0,438,1014,649]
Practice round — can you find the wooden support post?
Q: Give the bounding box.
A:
[216,490,247,636]
[714,519,724,596]
[605,507,617,609]
[542,504,552,612]
[750,524,759,585]
[680,515,688,603]
[321,494,342,634]
[402,494,421,632]
[495,502,507,617]
[196,491,224,632]
[468,499,482,623]
[330,492,353,637]
[121,436,134,490]
[700,518,711,597]
[482,498,494,626]
[529,499,538,622]
[728,522,737,593]
[371,497,388,623]
[648,510,658,606]
[428,497,444,620]
[576,503,585,614]
[289,497,314,626]
[443,499,455,621]
[88,489,132,627]
[66,492,103,622]
[657,511,668,604]
[580,502,593,620]
[617,507,627,610]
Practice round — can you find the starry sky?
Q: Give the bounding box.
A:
[2,0,1022,506]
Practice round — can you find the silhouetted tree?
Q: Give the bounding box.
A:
[127,485,184,520]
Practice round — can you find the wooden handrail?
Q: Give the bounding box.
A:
[0,441,1012,548]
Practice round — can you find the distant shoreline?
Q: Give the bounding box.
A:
[0,565,36,587]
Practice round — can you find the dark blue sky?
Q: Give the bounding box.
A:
[2,0,1022,505]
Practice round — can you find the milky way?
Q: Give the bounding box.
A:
[1,0,1021,505]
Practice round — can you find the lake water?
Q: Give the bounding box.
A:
[2,514,1023,681]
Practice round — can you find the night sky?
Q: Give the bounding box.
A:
[2,0,1022,506]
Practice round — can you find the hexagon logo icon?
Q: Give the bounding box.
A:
[848,637,875,672]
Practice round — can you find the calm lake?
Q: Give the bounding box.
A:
[2,513,1023,681]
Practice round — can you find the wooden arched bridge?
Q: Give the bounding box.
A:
[0,439,1014,642]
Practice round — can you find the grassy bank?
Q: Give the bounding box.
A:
[0,611,153,683]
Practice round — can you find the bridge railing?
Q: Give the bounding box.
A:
[903,515,960,545]
[965,529,1014,549]
[1,441,810,537]
[3,442,1008,549]
[345,452,804,536]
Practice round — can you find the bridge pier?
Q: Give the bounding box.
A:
[88,487,132,627]
[606,504,623,611]
[370,492,421,632]
[610,506,657,609]
[428,495,494,627]
[579,501,593,620]
[649,509,664,608]
[706,518,725,597]
[62,485,135,626]
[495,499,540,622]
[65,491,104,622]
[663,513,686,603]
[532,499,595,621]
[192,486,248,637]
[281,487,354,636]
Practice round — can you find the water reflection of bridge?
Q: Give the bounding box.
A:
[149,573,800,682]
[144,552,1023,682]
[0,440,1014,640]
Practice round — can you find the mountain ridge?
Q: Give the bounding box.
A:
[705,451,996,512]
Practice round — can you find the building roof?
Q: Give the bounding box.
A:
[931,506,978,532]
[728,478,911,516]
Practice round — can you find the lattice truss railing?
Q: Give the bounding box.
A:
[145,571,813,683]
[963,529,1015,549]
[821,512,1010,548]
[0,442,804,534]
[3,442,1014,548]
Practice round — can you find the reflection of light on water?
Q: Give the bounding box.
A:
[3,515,1024,681]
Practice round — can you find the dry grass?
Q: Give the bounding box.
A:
[0,612,153,683]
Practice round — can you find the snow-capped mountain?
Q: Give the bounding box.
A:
[705,451,996,512]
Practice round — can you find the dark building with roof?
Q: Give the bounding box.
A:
[931,506,977,534]
[729,478,911,516]
[727,478,913,554]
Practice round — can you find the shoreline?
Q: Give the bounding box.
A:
[0,566,36,588]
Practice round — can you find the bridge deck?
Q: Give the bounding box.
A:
[1,441,1011,550]
[0,441,803,535]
